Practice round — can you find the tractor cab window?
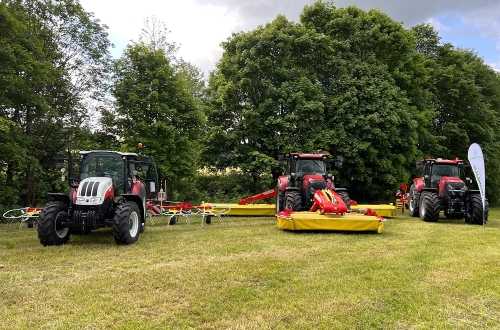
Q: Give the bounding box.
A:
[430,164,459,187]
[296,160,325,176]
[80,153,125,193]
[431,165,459,178]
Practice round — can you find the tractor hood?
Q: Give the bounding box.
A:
[439,176,467,197]
[75,177,114,205]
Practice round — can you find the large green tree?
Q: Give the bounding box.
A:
[0,0,112,205]
[204,1,423,201]
[108,43,204,200]
[299,2,422,200]
[412,24,500,202]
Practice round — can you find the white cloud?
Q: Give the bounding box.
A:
[80,0,242,74]
[80,0,500,73]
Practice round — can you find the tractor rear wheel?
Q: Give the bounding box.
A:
[113,201,141,245]
[466,195,488,225]
[336,190,351,212]
[285,191,301,211]
[37,201,71,246]
[408,184,419,217]
[419,192,440,222]
[276,185,284,213]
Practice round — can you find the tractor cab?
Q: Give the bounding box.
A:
[58,149,158,199]
[276,152,347,212]
[418,158,462,189]
[294,158,327,188]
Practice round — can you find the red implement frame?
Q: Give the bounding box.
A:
[238,189,277,205]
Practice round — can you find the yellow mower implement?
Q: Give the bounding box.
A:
[276,209,385,233]
[203,188,396,218]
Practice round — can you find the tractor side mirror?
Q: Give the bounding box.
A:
[141,156,149,171]
[278,155,284,166]
[336,156,343,168]
[416,161,422,170]
[150,181,156,193]
[56,152,65,169]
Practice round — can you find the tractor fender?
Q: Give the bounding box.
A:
[413,178,425,192]
[47,193,72,206]
[122,183,147,223]
[467,189,481,195]
[421,187,438,194]
[277,176,289,192]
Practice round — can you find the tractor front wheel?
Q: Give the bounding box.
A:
[419,192,440,222]
[285,191,301,211]
[408,184,419,217]
[336,190,351,212]
[113,202,141,245]
[466,195,489,225]
[37,201,71,246]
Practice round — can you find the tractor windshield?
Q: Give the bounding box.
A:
[80,153,126,193]
[431,164,459,178]
[296,159,325,175]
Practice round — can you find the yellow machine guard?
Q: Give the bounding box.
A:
[276,211,385,233]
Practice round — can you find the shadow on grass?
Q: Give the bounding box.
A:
[68,228,118,246]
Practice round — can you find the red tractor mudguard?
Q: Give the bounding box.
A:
[413,177,425,192]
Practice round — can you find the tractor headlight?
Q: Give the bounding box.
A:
[76,196,103,204]
[89,197,103,204]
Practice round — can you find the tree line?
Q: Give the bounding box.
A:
[1,0,500,212]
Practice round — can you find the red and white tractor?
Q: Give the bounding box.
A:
[37,144,158,246]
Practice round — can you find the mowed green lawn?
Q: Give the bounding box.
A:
[1,208,500,329]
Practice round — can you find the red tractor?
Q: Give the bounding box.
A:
[407,158,488,224]
[37,145,158,246]
[276,152,350,213]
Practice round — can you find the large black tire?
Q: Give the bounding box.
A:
[285,191,301,211]
[466,195,489,225]
[113,202,141,245]
[37,201,71,246]
[336,190,351,212]
[276,185,284,213]
[419,192,440,222]
[408,184,419,217]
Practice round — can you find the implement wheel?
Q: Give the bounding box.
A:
[336,190,351,212]
[37,201,71,246]
[408,184,419,217]
[419,192,440,222]
[285,191,301,211]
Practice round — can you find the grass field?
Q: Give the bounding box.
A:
[1,209,500,329]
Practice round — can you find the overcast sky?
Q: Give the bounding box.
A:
[79,0,500,75]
